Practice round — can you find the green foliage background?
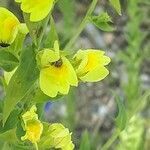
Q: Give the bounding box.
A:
[0,0,149,150]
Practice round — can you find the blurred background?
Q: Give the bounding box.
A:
[0,0,150,149]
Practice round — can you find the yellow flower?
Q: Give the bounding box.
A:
[49,123,74,150]
[74,49,111,82]
[15,0,56,22]
[0,7,20,47]
[39,123,74,150]
[37,41,78,98]
[21,105,43,143]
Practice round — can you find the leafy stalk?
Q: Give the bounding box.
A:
[64,0,99,50]
[101,129,120,150]
[100,89,150,150]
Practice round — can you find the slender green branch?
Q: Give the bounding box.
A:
[101,129,120,150]
[64,0,98,50]
[37,15,50,49]
[100,89,150,150]
[34,143,38,150]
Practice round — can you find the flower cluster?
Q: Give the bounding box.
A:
[21,106,74,150]
[0,3,110,98]
[0,1,111,150]
[37,41,110,97]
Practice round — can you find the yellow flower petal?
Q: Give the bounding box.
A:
[21,105,43,143]
[48,123,74,150]
[40,69,59,97]
[62,57,78,87]
[74,49,111,82]
[22,105,38,124]
[21,120,43,143]
[40,56,78,97]
[38,41,78,97]
[0,7,20,46]
[37,41,60,68]
[80,65,109,82]
[16,0,55,22]
[40,49,60,67]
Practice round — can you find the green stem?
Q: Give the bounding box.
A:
[64,0,98,50]
[100,89,150,150]
[23,13,50,50]
[34,143,38,150]
[100,129,120,150]
[128,89,150,119]
[37,15,50,49]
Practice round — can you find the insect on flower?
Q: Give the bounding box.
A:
[37,41,78,98]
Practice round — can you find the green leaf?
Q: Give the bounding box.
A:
[90,12,115,32]
[2,142,12,150]
[117,115,144,150]
[115,96,127,131]
[64,88,76,131]
[13,143,34,150]
[16,120,25,141]
[0,49,19,72]
[109,0,121,15]
[23,13,50,48]
[0,109,20,133]
[0,103,3,125]
[23,86,62,104]
[44,17,59,48]
[30,87,49,103]
[0,100,4,113]
[79,130,91,150]
[0,129,18,143]
[3,47,39,125]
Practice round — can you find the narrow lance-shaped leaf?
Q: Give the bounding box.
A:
[0,129,18,143]
[0,49,19,72]
[2,142,12,150]
[23,13,50,48]
[22,85,62,105]
[16,119,25,142]
[90,12,115,32]
[3,47,39,124]
[79,130,91,150]
[0,109,20,133]
[65,88,76,131]
[44,17,59,48]
[109,0,122,15]
[115,96,127,131]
